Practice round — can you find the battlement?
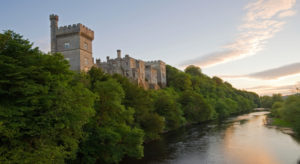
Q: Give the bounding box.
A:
[50,14,58,21]
[145,60,165,65]
[56,23,94,40]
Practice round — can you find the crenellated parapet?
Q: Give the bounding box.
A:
[49,14,58,21]
[145,60,165,65]
[56,23,94,40]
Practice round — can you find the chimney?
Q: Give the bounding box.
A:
[117,49,121,59]
[96,58,101,64]
[106,56,110,61]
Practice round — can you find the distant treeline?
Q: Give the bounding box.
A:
[0,31,260,164]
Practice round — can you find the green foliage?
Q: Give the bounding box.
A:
[260,94,283,108]
[180,91,215,123]
[0,31,95,163]
[280,95,300,134]
[76,68,144,164]
[112,74,164,141]
[152,88,186,130]
[272,94,283,103]
[260,96,273,108]
[184,65,202,76]
[270,95,300,135]
[272,118,292,128]
[167,65,192,91]
[215,98,238,118]
[270,101,284,117]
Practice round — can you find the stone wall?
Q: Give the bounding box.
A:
[96,50,166,89]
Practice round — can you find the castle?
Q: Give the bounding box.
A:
[50,14,166,89]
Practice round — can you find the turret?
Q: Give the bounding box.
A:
[117,49,121,59]
[50,14,58,53]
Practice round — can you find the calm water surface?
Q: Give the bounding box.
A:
[121,112,300,164]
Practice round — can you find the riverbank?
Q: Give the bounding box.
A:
[121,111,300,164]
[265,115,295,136]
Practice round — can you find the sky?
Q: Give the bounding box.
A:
[0,0,299,96]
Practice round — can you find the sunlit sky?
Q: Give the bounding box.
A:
[1,0,299,95]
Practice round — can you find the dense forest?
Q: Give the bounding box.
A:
[264,93,300,136]
[0,31,260,163]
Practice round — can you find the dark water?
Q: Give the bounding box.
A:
[121,112,300,164]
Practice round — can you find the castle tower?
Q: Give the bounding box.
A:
[49,14,94,71]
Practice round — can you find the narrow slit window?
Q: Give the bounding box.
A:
[84,42,88,50]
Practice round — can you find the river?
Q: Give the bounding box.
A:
[121,112,300,164]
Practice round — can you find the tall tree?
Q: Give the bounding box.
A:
[0,31,95,163]
[76,69,144,164]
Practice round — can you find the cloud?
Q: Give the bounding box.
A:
[221,62,300,80]
[245,81,300,95]
[278,10,297,18]
[180,0,297,68]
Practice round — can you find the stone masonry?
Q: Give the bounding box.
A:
[96,50,167,89]
[50,14,94,71]
[50,14,166,89]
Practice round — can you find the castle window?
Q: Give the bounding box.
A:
[65,58,70,61]
[84,42,88,50]
[84,58,88,65]
[64,42,70,49]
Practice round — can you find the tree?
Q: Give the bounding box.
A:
[167,65,192,91]
[153,89,186,130]
[184,65,202,77]
[272,94,283,104]
[281,95,300,134]
[0,31,95,163]
[270,101,284,118]
[215,98,238,119]
[113,74,165,141]
[76,69,144,164]
[260,96,273,108]
[179,91,215,123]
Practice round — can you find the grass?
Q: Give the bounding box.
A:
[272,118,293,128]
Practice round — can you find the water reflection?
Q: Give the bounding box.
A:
[121,112,300,164]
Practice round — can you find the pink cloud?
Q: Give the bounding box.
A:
[278,10,297,18]
[220,62,300,80]
[180,0,297,68]
[245,81,300,95]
